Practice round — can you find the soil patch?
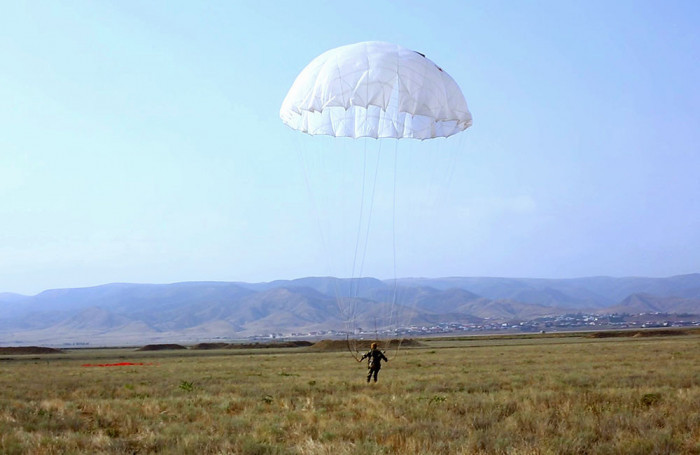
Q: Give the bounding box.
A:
[136,344,187,351]
[82,362,153,367]
[0,346,64,355]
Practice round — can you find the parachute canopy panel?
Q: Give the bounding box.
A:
[280,41,472,140]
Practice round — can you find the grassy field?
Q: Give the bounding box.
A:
[1,332,699,454]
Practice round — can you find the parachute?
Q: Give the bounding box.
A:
[280,41,472,139]
[281,41,472,358]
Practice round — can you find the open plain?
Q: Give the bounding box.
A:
[1,330,699,454]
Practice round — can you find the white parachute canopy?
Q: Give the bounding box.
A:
[280,41,472,140]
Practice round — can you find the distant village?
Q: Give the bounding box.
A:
[264,312,700,340]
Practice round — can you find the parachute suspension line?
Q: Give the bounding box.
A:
[440,133,468,207]
[346,333,362,362]
[296,146,333,279]
[295,145,351,344]
[425,139,459,210]
[347,140,384,357]
[350,140,369,301]
[349,138,385,355]
[347,140,371,351]
[388,139,404,359]
[444,140,460,198]
[392,140,398,291]
[358,141,382,281]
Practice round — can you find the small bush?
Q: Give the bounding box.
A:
[640,392,662,407]
[178,381,194,392]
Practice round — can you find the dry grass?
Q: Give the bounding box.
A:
[1,334,698,454]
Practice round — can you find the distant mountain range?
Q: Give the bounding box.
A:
[1,274,699,346]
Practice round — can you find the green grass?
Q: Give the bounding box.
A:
[1,334,699,454]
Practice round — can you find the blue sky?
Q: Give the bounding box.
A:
[1,1,699,295]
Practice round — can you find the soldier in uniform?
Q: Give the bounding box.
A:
[361,342,388,383]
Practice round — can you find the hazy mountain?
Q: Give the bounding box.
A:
[53,306,137,331]
[394,277,612,307]
[0,293,28,303]
[1,274,698,346]
[677,287,700,299]
[394,274,700,309]
[606,293,700,315]
[455,298,565,320]
[405,287,482,314]
[240,276,389,299]
[0,293,32,320]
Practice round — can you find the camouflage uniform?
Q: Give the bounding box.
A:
[361,347,388,383]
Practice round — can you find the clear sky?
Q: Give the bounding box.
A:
[1,1,699,295]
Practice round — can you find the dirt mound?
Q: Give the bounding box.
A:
[588,329,688,339]
[191,342,230,350]
[0,346,64,355]
[587,331,628,338]
[312,338,422,351]
[191,341,313,350]
[632,329,687,337]
[235,341,313,349]
[136,344,187,351]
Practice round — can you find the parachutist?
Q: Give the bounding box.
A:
[361,342,388,383]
